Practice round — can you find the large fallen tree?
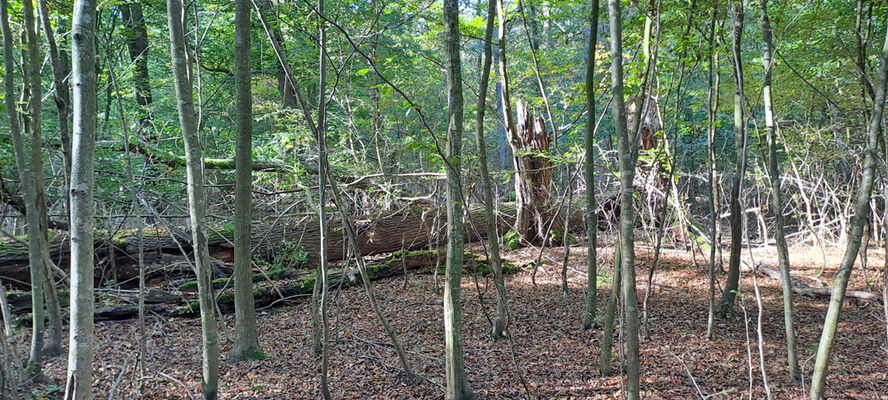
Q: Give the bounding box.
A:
[0,202,584,287]
[6,250,521,322]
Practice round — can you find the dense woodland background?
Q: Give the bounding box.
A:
[1,0,888,398]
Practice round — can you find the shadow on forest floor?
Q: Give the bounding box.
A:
[22,243,888,399]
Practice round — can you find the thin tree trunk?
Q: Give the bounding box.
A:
[37,0,72,216]
[120,0,153,132]
[6,0,46,378]
[609,0,641,397]
[252,0,414,378]
[496,0,525,244]
[22,2,61,358]
[137,219,147,392]
[166,0,220,398]
[64,0,98,397]
[230,0,263,363]
[316,0,332,397]
[474,0,510,340]
[705,6,721,340]
[40,245,64,357]
[599,246,621,376]
[443,0,473,398]
[581,0,600,332]
[809,11,888,400]
[759,0,799,381]
[721,0,747,314]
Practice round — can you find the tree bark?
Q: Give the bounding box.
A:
[510,101,557,244]
[316,0,332,397]
[443,0,474,398]
[599,246,620,376]
[473,0,510,341]
[64,0,98,397]
[759,0,799,381]
[809,11,888,400]
[16,0,47,378]
[581,0,600,332]
[230,0,263,363]
[721,0,747,314]
[166,0,220,397]
[705,6,721,340]
[609,0,641,397]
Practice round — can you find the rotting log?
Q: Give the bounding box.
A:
[0,202,584,287]
[4,250,520,322]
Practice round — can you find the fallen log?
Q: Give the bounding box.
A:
[5,250,519,322]
[742,262,882,303]
[0,202,582,288]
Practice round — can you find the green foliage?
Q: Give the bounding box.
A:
[503,229,522,251]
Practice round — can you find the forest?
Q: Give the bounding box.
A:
[0,0,887,398]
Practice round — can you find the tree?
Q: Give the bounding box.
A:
[316,0,332,397]
[230,0,263,363]
[705,3,721,340]
[120,0,153,131]
[36,0,66,359]
[759,0,799,381]
[720,0,747,314]
[473,0,510,340]
[608,0,641,397]
[64,0,98,397]
[581,0,600,332]
[1,0,45,380]
[166,0,220,397]
[442,0,473,398]
[809,11,888,400]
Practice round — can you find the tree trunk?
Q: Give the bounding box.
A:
[759,0,800,381]
[581,0,600,332]
[166,0,220,398]
[599,246,620,376]
[609,0,641,397]
[443,0,474,398]
[473,0,510,341]
[37,0,72,216]
[35,0,68,357]
[16,0,47,378]
[808,11,888,400]
[316,1,332,397]
[120,0,153,132]
[510,101,557,243]
[705,7,721,340]
[230,0,263,363]
[721,0,747,314]
[64,0,98,397]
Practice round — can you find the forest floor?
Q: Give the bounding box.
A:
[24,242,888,399]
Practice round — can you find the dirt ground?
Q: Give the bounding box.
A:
[19,243,888,399]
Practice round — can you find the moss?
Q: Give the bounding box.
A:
[502,262,519,274]
[207,222,236,242]
[177,281,199,291]
[503,229,521,251]
[263,267,289,280]
[231,347,268,361]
